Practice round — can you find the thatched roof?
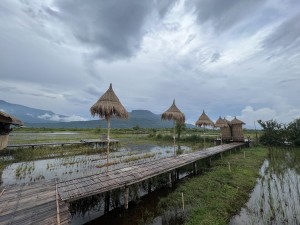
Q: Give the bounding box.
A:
[0,111,23,126]
[161,99,185,124]
[90,83,128,119]
[231,117,245,125]
[195,110,214,127]
[215,116,229,128]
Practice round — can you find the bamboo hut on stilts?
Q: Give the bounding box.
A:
[90,83,128,172]
[231,117,245,142]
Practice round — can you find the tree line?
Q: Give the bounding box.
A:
[258,118,300,147]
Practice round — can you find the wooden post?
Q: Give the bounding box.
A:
[124,186,129,210]
[182,192,185,211]
[228,162,231,172]
[104,192,110,213]
[168,173,173,188]
[244,151,246,159]
[173,121,176,157]
[55,184,61,225]
[148,180,152,194]
[193,162,197,175]
[106,117,111,173]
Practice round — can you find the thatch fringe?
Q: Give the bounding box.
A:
[195,110,214,127]
[161,99,185,124]
[90,83,128,119]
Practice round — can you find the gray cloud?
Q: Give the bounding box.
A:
[51,0,175,61]
[187,0,266,32]
[262,13,300,56]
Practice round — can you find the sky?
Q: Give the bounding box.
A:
[1,0,299,128]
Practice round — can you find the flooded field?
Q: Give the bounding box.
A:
[1,143,191,186]
[230,148,300,225]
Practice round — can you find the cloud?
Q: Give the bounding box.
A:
[187,0,267,32]
[38,113,88,122]
[51,0,175,61]
[262,13,300,57]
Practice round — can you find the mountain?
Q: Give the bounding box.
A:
[0,100,67,123]
[25,110,181,129]
[0,100,194,128]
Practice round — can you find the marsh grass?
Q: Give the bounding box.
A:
[157,147,268,225]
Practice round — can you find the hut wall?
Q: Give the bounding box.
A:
[231,124,244,142]
[221,127,232,140]
[0,135,9,150]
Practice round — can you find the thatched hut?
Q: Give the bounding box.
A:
[161,99,185,156]
[215,116,229,143]
[195,110,214,148]
[231,117,245,142]
[0,111,23,150]
[90,83,128,171]
[221,118,232,141]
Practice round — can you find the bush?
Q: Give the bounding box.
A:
[258,119,286,146]
[287,118,300,146]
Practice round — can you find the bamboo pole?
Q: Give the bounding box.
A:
[182,192,185,211]
[124,186,129,209]
[55,184,61,225]
[173,121,176,157]
[106,117,110,173]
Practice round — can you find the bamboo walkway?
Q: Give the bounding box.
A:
[57,142,244,202]
[0,182,70,225]
[0,142,244,225]
[7,139,119,149]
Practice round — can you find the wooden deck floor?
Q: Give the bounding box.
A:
[7,139,119,149]
[0,182,70,225]
[57,143,244,202]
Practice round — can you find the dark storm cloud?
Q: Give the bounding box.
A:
[51,0,176,61]
[262,13,300,55]
[187,0,266,32]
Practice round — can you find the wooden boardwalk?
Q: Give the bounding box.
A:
[0,182,70,225]
[7,139,119,149]
[0,142,244,224]
[57,142,244,202]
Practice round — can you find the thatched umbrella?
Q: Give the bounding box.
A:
[215,116,229,144]
[90,83,128,172]
[195,110,214,148]
[161,99,185,156]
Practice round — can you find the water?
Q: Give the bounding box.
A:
[1,144,191,186]
[230,148,300,225]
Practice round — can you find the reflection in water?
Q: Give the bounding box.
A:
[230,148,300,225]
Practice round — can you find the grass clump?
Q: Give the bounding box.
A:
[158,146,268,225]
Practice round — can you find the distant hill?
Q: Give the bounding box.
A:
[1,100,194,128]
[25,110,176,129]
[0,100,66,123]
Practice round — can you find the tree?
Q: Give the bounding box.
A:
[287,118,300,146]
[257,119,286,146]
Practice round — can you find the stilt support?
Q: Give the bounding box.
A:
[104,191,110,213]
[124,186,129,210]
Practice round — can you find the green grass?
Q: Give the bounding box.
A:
[158,146,268,225]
